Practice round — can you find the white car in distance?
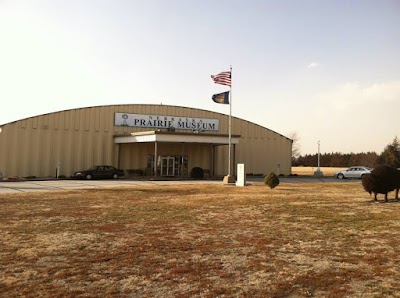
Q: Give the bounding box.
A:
[335,166,371,179]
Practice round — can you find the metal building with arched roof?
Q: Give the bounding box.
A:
[0,104,292,179]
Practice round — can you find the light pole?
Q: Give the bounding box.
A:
[317,140,320,172]
[314,140,323,177]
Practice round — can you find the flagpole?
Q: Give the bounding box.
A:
[228,65,232,177]
[211,67,234,184]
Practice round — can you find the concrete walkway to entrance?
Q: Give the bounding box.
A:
[0,177,360,194]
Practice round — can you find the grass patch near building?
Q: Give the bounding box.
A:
[1,183,400,297]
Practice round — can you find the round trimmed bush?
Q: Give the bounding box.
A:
[264,172,280,189]
[191,167,204,179]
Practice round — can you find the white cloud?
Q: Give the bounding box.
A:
[316,81,400,110]
[295,80,400,154]
[307,62,319,68]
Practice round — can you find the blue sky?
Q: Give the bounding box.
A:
[0,0,399,154]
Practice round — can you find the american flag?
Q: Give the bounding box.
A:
[211,70,231,87]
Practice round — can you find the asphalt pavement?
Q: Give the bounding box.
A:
[0,176,360,194]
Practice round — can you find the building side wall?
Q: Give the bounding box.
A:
[214,117,292,176]
[0,105,292,177]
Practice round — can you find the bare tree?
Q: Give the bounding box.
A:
[287,131,301,159]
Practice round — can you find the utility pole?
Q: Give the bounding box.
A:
[314,140,323,177]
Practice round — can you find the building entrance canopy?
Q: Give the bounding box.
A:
[114,130,240,178]
[114,130,240,145]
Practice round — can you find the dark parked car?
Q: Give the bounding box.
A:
[72,165,124,180]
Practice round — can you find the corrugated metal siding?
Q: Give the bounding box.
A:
[0,104,292,178]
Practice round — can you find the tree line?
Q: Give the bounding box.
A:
[293,137,400,168]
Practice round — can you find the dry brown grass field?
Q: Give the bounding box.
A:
[1,182,400,297]
[291,167,347,177]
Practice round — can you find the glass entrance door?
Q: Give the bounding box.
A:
[147,155,188,177]
[161,156,175,176]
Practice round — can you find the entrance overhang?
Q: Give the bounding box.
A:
[114,130,240,145]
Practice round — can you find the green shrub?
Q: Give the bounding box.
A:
[264,172,280,189]
[190,167,204,179]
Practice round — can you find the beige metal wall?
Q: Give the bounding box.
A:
[214,117,292,176]
[0,104,292,178]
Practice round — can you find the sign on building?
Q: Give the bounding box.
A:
[115,113,220,131]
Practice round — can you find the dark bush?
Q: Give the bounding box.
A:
[264,172,280,189]
[190,167,204,179]
[362,165,400,202]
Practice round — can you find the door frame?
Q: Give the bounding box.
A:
[161,156,175,176]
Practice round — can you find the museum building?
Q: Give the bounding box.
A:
[0,104,292,179]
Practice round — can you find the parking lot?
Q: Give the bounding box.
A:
[0,176,359,194]
[0,179,224,194]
